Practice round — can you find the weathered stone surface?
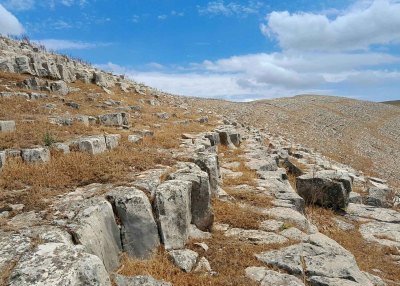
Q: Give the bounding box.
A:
[167,162,213,231]
[93,72,114,88]
[349,192,363,204]
[204,132,220,146]
[105,134,121,150]
[366,187,393,208]
[218,130,235,147]
[0,232,32,274]
[78,135,107,155]
[128,134,143,144]
[21,147,50,163]
[114,275,172,286]
[246,158,278,172]
[52,143,70,154]
[308,276,363,286]
[155,180,192,250]
[259,219,284,232]
[9,243,111,286]
[107,187,160,258]
[246,267,305,286]
[69,197,122,272]
[189,224,212,240]
[280,227,307,241]
[98,112,128,127]
[263,207,315,233]
[0,151,5,170]
[359,221,400,248]
[256,233,373,285]
[193,257,212,273]
[168,249,199,272]
[49,80,69,95]
[346,203,400,223]
[194,152,221,195]
[225,228,288,245]
[296,170,353,209]
[0,120,16,132]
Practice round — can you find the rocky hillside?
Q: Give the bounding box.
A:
[186,95,400,189]
[0,37,399,286]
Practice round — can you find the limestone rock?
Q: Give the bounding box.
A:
[78,135,107,155]
[49,80,69,95]
[0,232,32,275]
[105,134,121,150]
[168,249,199,272]
[0,151,5,171]
[128,134,143,144]
[193,257,212,273]
[167,162,213,231]
[21,147,50,163]
[107,187,160,258]
[68,197,122,272]
[194,152,221,195]
[52,143,70,154]
[9,243,111,286]
[296,170,353,209]
[155,180,192,250]
[0,120,16,132]
[246,267,305,286]
[114,275,171,286]
[225,228,288,245]
[98,112,128,127]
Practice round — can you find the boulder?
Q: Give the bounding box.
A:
[204,132,220,146]
[106,187,160,258]
[349,192,363,204]
[194,152,221,195]
[296,170,353,209]
[21,147,50,163]
[156,112,170,120]
[218,130,235,147]
[246,158,278,172]
[193,257,212,273]
[365,187,393,208]
[246,267,305,286]
[14,56,33,74]
[154,180,192,250]
[52,143,70,154]
[68,197,122,272]
[114,275,171,286]
[256,233,373,285]
[78,136,107,155]
[93,72,114,88]
[0,120,16,132]
[9,243,111,286]
[105,134,121,150]
[168,249,198,272]
[167,162,214,231]
[49,80,69,95]
[128,134,143,144]
[98,113,128,127]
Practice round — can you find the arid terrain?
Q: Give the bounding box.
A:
[0,37,399,286]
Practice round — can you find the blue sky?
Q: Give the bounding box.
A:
[0,0,400,101]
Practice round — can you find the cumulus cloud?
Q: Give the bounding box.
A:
[0,4,24,35]
[33,39,108,51]
[198,0,263,17]
[261,0,400,51]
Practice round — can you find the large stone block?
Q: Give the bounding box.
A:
[78,136,107,155]
[69,197,122,272]
[194,153,221,195]
[21,148,50,163]
[154,180,192,250]
[105,134,121,150]
[0,120,16,132]
[107,187,160,258]
[49,80,69,96]
[9,242,111,286]
[296,170,353,209]
[98,113,128,127]
[167,162,214,231]
[0,151,5,171]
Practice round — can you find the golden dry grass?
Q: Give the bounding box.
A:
[225,188,272,209]
[0,140,175,210]
[306,205,400,285]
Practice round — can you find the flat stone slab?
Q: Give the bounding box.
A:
[346,203,400,223]
[114,275,171,286]
[359,221,400,248]
[225,228,288,245]
[246,267,305,286]
[0,120,16,132]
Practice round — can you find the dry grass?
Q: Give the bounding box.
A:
[0,140,175,210]
[225,188,272,209]
[213,199,269,230]
[306,205,400,285]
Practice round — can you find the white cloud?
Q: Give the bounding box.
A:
[33,39,106,50]
[157,15,167,20]
[0,4,24,35]
[262,0,400,51]
[2,0,34,11]
[198,0,264,17]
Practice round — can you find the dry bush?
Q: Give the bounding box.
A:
[306,205,400,284]
[213,199,269,230]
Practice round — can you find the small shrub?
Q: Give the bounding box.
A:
[43,131,56,147]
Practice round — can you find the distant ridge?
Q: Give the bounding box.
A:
[381,100,400,107]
